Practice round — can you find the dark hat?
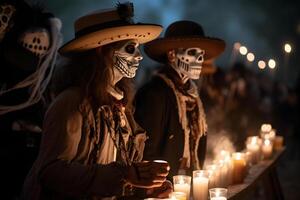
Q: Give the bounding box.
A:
[59,2,162,55]
[144,20,225,63]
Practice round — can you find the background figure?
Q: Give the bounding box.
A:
[135,20,225,178]
[23,3,171,199]
[0,0,62,198]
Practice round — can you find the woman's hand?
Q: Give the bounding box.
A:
[146,180,173,198]
[126,161,170,188]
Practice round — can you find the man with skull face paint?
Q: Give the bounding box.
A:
[23,3,172,200]
[135,21,226,177]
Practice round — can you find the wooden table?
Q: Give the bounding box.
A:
[228,148,285,200]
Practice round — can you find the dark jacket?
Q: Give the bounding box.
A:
[134,68,207,178]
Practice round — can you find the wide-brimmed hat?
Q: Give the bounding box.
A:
[59,2,162,55]
[144,20,225,63]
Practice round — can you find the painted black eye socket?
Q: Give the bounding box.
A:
[187,49,197,56]
[125,44,135,54]
[198,56,203,61]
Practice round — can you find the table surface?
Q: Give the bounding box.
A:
[227,148,285,200]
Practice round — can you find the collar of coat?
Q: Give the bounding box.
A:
[155,69,208,170]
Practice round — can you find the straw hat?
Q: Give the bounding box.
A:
[59,2,162,55]
[144,20,225,63]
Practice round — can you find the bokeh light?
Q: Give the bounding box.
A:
[258,60,266,69]
[268,59,276,69]
[284,43,292,53]
[239,46,248,55]
[246,52,255,62]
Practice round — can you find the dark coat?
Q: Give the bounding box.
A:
[134,68,207,178]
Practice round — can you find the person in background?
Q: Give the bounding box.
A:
[135,20,225,177]
[23,3,171,199]
[0,0,62,198]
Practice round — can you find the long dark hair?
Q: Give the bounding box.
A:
[52,40,134,110]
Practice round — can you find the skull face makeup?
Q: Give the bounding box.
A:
[18,28,50,57]
[173,47,205,80]
[0,4,16,42]
[113,39,143,78]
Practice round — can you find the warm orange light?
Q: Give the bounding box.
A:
[234,42,241,50]
[239,46,248,55]
[284,43,292,53]
[258,60,266,69]
[268,59,276,69]
[261,124,272,132]
[246,52,255,62]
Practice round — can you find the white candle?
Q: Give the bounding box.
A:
[224,156,233,185]
[244,151,253,169]
[207,169,216,188]
[205,164,221,187]
[209,188,227,200]
[193,170,209,200]
[219,150,230,160]
[269,129,276,140]
[211,197,227,200]
[174,184,190,199]
[262,139,273,159]
[219,160,229,187]
[173,175,191,198]
[169,191,187,200]
[246,136,261,164]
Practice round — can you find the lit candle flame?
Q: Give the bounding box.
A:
[261,124,272,132]
[264,139,271,146]
[269,130,276,137]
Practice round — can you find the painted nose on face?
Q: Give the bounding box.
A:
[195,54,203,63]
[135,49,143,61]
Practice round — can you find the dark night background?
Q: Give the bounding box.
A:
[45,0,300,86]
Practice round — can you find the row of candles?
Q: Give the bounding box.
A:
[167,123,284,200]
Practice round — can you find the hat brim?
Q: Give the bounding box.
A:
[144,37,226,63]
[59,24,162,55]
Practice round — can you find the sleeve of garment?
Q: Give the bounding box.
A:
[37,89,127,198]
[198,134,207,169]
[134,81,168,160]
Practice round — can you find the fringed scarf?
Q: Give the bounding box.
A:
[156,69,207,171]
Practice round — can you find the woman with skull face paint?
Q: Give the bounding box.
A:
[135,21,226,178]
[22,3,172,200]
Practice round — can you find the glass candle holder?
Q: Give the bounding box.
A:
[193,170,209,200]
[205,164,221,188]
[246,136,261,164]
[232,152,247,184]
[262,139,273,159]
[169,191,187,200]
[209,188,228,200]
[274,136,284,151]
[173,175,191,199]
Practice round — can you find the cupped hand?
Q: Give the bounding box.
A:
[126,160,170,188]
[146,180,173,198]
